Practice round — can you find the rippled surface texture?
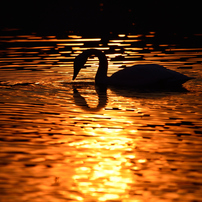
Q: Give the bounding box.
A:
[0,31,202,202]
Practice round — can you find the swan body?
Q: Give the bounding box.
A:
[73,49,192,89]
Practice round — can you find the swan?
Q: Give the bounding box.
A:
[73,49,193,89]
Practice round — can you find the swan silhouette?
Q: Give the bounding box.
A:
[73,49,192,89]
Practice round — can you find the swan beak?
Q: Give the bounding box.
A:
[72,74,76,80]
[72,68,80,80]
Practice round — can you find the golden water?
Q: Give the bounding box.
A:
[0,31,202,201]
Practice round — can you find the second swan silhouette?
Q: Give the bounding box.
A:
[73,49,192,90]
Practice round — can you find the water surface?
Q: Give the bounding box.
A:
[0,31,202,202]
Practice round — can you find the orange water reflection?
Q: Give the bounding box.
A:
[69,129,135,201]
[0,32,202,202]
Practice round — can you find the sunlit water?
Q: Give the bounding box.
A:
[0,30,202,202]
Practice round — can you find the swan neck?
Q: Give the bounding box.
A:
[93,50,108,84]
[78,49,108,84]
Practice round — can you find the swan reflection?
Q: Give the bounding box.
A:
[72,84,188,112]
[73,85,107,112]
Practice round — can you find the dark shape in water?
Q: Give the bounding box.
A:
[73,49,193,90]
[73,85,107,112]
[72,82,188,112]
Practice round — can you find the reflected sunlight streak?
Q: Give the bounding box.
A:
[68,125,136,201]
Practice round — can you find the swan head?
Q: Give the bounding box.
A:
[73,51,89,80]
[73,49,108,83]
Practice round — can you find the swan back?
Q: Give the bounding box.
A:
[109,64,192,88]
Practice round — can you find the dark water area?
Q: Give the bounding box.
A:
[1,1,202,201]
[1,1,202,35]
